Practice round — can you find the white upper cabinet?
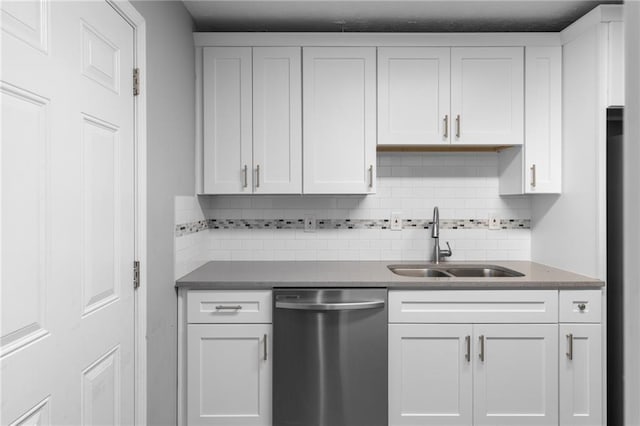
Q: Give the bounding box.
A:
[451,47,524,146]
[499,46,562,195]
[302,47,377,194]
[378,47,451,145]
[252,47,302,194]
[524,46,562,193]
[202,47,302,194]
[203,47,253,194]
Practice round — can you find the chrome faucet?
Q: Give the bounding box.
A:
[431,206,452,264]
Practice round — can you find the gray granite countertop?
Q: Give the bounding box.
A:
[176,260,604,290]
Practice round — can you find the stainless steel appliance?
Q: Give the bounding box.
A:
[274,288,388,426]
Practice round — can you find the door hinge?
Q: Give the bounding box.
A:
[133,260,140,289]
[133,68,140,96]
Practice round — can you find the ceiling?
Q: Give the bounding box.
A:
[183,0,622,33]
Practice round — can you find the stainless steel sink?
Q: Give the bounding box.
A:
[387,265,451,278]
[445,265,524,278]
[387,264,524,278]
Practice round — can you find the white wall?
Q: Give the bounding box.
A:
[176,152,532,277]
[531,19,607,279]
[624,2,640,424]
[131,2,195,424]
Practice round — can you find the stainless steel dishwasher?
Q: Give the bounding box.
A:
[273,288,388,426]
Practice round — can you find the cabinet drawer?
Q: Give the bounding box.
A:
[187,290,272,324]
[559,290,602,323]
[389,290,558,323]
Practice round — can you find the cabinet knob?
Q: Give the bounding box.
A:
[578,303,586,311]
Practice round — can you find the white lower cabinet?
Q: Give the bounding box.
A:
[389,324,473,425]
[187,324,272,426]
[389,290,603,426]
[389,323,558,426]
[473,324,558,425]
[185,289,273,426]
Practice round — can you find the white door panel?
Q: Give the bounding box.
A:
[302,47,376,194]
[203,47,253,194]
[188,324,272,426]
[389,324,473,426]
[451,47,524,145]
[560,324,603,425]
[378,47,451,145]
[1,2,136,425]
[473,324,558,426]
[252,47,302,194]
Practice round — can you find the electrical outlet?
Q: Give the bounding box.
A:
[489,214,501,230]
[304,215,316,232]
[390,212,402,231]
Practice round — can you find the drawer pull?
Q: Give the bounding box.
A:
[264,334,268,361]
[215,305,243,310]
[578,303,586,312]
[465,335,471,362]
[566,333,574,360]
[479,335,485,362]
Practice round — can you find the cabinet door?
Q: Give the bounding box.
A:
[378,47,451,145]
[187,324,272,426]
[473,324,558,426]
[389,324,473,426]
[252,47,302,194]
[203,47,253,194]
[451,47,524,146]
[560,324,602,425]
[303,47,376,194]
[525,46,562,193]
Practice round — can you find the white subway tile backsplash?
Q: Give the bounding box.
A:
[174,153,533,278]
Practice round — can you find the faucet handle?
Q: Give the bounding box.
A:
[442,242,453,257]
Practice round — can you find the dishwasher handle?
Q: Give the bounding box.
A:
[275,300,385,311]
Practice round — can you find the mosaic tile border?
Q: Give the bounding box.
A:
[176,218,530,237]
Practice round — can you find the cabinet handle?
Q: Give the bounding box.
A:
[566,333,574,360]
[215,305,242,310]
[368,165,374,188]
[479,335,485,362]
[530,164,536,188]
[263,333,268,361]
[465,335,471,362]
[443,115,449,138]
[455,114,461,138]
[256,164,260,188]
[243,165,248,188]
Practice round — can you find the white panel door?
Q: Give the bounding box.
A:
[451,47,524,145]
[252,47,301,194]
[389,324,473,426]
[1,2,135,425]
[525,46,562,193]
[187,324,272,426]
[560,324,603,425]
[378,47,451,145]
[473,324,558,426]
[203,47,253,194]
[303,47,376,194]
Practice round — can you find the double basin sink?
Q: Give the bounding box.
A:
[388,264,525,278]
